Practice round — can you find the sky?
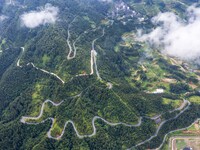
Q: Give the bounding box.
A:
[137,5,200,63]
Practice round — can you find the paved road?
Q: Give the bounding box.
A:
[16,47,24,67]
[128,100,191,150]
[21,99,142,139]
[170,136,200,150]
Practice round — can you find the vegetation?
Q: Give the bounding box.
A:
[0,0,200,150]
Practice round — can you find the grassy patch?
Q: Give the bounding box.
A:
[42,54,50,65]
[0,38,6,51]
[51,119,63,137]
[32,83,43,104]
[176,139,186,150]
[83,16,96,28]
[189,96,200,104]
[162,98,182,108]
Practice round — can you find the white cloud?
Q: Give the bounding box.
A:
[0,15,8,22]
[99,0,112,3]
[137,5,200,62]
[6,0,15,5]
[20,4,59,28]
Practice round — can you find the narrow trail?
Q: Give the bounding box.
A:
[21,98,142,139]
[28,63,65,84]
[128,100,191,150]
[16,47,65,84]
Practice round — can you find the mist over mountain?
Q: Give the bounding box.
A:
[137,4,200,65]
[0,0,200,150]
[20,3,59,28]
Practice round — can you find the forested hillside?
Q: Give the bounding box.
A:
[0,0,200,149]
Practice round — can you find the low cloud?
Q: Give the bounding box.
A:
[137,5,200,63]
[20,4,59,28]
[0,15,8,22]
[6,0,15,5]
[99,0,112,3]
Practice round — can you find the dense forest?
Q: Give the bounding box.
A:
[0,0,200,150]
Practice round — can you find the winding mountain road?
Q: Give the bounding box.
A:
[90,28,105,80]
[16,47,24,68]
[17,22,194,149]
[67,25,74,60]
[17,28,106,85]
[47,116,142,140]
[72,30,91,60]
[67,17,79,60]
[21,100,64,123]
[20,59,192,149]
[156,120,200,149]
[92,28,105,50]
[21,98,142,139]
[22,99,190,143]
[128,100,191,150]
[145,99,189,120]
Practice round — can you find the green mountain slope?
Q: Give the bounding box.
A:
[1,0,200,150]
